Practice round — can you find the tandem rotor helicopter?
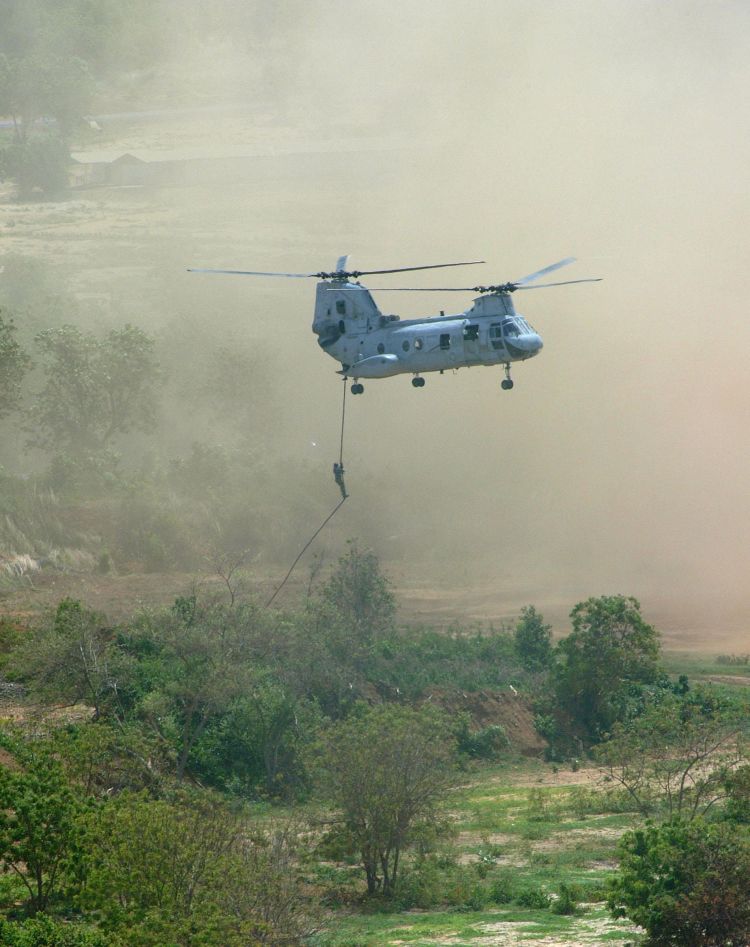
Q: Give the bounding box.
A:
[188,256,601,393]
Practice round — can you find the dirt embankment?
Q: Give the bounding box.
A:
[424,688,546,756]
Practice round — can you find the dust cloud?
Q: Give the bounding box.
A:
[3,0,750,647]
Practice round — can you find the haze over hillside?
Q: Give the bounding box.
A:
[1,0,749,647]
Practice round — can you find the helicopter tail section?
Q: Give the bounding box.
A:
[312,280,382,346]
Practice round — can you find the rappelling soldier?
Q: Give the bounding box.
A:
[332,462,348,499]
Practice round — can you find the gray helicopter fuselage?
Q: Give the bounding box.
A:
[312,281,543,380]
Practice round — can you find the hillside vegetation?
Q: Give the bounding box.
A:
[0,549,747,944]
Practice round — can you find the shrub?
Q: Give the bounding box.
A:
[515,886,551,909]
[456,718,510,760]
[514,605,553,671]
[525,787,552,822]
[393,858,445,910]
[0,138,70,200]
[716,653,749,665]
[725,765,750,823]
[0,914,109,946]
[565,785,640,818]
[609,819,750,946]
[458,886,489,912]
[488,870,517,904]
[551,883,579,915]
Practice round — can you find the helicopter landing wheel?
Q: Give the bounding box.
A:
[501,363,514,391]
[351,382,364,395]
[411,377,425,388]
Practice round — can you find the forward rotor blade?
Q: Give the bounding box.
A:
[514,278,602,290]
[513,257,576,286]
[364,287,478,292]
[187,268,315,277]
[353,260,484,277]
[367,277,601,293]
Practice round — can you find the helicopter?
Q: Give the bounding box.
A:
[188,256,601,393]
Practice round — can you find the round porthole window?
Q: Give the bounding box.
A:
[377,343,385,354]
[402,340,410,352]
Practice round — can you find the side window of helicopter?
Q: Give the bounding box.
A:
[439,333,451,350]
[489,323,504,350]
[336,300,346,316]
[463,324,479,341]
[377,342,385,354]
[414,338,423,350]
[402,340,410,352]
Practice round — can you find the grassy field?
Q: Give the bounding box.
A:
[311,760,641,946]
[662,650,750,681]
[310,664,750,946]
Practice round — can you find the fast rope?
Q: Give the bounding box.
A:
[265,379,349,608]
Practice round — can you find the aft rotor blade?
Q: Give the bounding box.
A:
[187,268,315,278]
[515,278,602,290]
[188,260,485,279]
[513,257,576,286]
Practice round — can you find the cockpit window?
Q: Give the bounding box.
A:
[336,300,346,316]
[502,317,521,338]
[489,323,504,350]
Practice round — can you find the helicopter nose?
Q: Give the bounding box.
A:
[503,331,543,360]
[520,332,543,355]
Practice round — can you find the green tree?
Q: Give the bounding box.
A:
[80,792,308,945]
[0,136,71,200]
[317,542,396,643]
[554,595,661,744]
[596,691,747,819]
[0,750,85,914]
[310,542,396,687]
[80,793,236,923]
[28,324,161,455]
[317,704,456,897]
[0,0,169,77]
[514,605,553,672]
[0,310,30,418]
[0,52,88,144]
[131,599,256,781]
[50,722,167,798]
[609,819,750,946]
[0,46,92,198]
[193,679,321,799]
[9,599,123,720]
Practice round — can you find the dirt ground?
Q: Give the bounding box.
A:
[1,566,747,654]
